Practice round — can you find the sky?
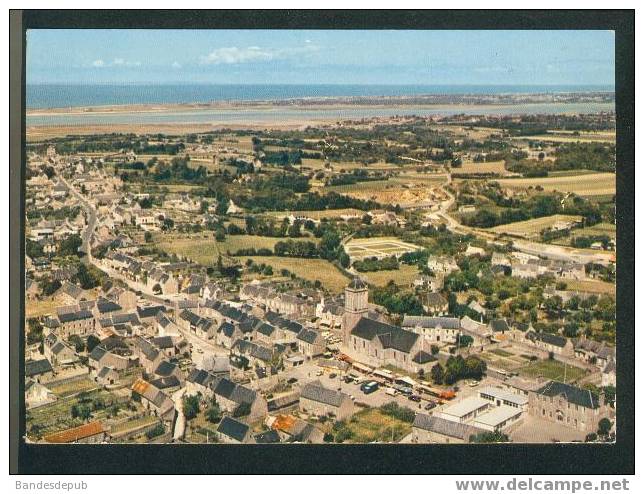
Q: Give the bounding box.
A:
[26,29,615,86]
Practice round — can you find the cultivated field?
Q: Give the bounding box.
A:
[238,256,350,293]
[344,237,421,261]
[155,234,315,265]
[561,279,616,296]
[497,173,616,197]
[342,408,412,443]
[489,214,583,239]
[264,208,364,220]
[452,161,508,175]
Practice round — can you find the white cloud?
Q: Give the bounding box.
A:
[200,46,275,65]
[172,61,182,69]
[199,44,319,65]
[91,58,140,68]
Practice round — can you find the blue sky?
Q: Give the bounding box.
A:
[26,29,615,86]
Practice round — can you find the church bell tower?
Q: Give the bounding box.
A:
[343,277,369,343]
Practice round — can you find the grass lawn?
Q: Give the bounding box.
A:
[26,298,60,318]
[489,348,515,358]
[344,408,412,443]
[239,256,350,293]
[516,359,587,383]
[360,264,419,287]
[48,377,99,398]
[488,214,583,238]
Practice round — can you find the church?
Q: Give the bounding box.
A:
[342,278,437,373]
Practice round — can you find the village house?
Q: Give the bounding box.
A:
[89,338,139,372]
[210,378,268,422]
[25,379,57,409]
[267,414,325,444]
[401,315,461,344]
[216,416,254,444]
[315,295,345,330]
[299,381,355,421]
[25,358,54,383]
[131,378,176,425]
[55,307,96,338]
[43,333,78,367]
[427,255,460,275]
[412,413,484,444]
[524,330,575,357]
[296,328,326,359]
[413,273,444,292]
[528,381,608,434]
[573,337,616,368]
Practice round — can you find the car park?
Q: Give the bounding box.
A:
[360,381,379,394]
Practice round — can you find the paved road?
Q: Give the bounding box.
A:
[171,387,187,440]
[57,173,98,261]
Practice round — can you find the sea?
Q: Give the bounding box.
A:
[26,84,615,127]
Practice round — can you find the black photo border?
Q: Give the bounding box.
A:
[9,9,635,475]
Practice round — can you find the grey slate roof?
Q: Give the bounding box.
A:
[25,358,53,377]
[297,328,322,345]
[217,416,249,442]
[300,381,347,407]
[402,315,460,329]
[526,330,568,348]
[489,319,511,332]
[213,378,257,405]
[413,413,484,441]
[352,318,419,353]
[536,381,599,409]
[254,429,281,444]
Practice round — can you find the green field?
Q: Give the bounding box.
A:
[343,408,412,443]
[155,234,316,265]
[497,173,615,197]
[48,377,99,398]
[238,256,350,292]
[516,359,587,383]
[361,264,420,287]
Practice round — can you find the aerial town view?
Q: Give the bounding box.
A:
[23,29,617,445]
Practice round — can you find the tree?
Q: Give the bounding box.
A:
[183,394,200,420]
[597,418,612,437]
[430,362,444,385]
[206,402,222,424]
[58,234,83,257]
[86,334,101,352]
[68,334,85,353]
[470,431,509,443]
[144,232,153,243]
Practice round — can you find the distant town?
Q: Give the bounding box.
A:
[25,109,616,445]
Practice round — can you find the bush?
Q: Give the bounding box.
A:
[379,402,415,423]
[145,423,165,440]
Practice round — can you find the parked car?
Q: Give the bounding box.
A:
[408,394,421,402]
[424,401,437,410]
[287,377,298,384]
[329,373,337,379]
[316,370,324,377]
[360,381,379,394]
[468,380,479,387]
[385,387,398,397]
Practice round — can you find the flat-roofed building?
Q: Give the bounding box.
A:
[478,386,529,411]
[472,406,523,432]
[437,396,490,424]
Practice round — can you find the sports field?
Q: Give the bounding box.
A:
[344,236,421,261]
[497,173,615,197]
